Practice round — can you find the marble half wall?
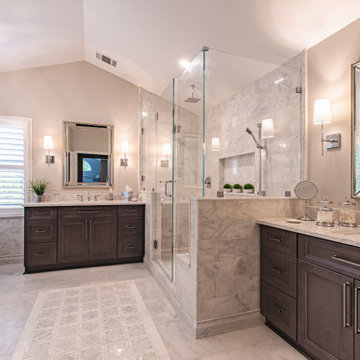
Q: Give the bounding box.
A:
[192,197,302,337]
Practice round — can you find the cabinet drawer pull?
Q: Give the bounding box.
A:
[89,219,92,240]
[127,245,135,249]
[270,266,285,274]
[126,209,136,212]
[343,282,351,328]
[273,303,285,313]
[85,219,88,240]
[331,255,360,268]
[35,229,46,233]
[356,287,360,334]
[77,210,99,214]
[268,236,284,244]
[126,225,136,229]
[35,251,45,256]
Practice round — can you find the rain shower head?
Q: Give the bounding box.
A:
[246,127,262,149]
[185,85,201,103]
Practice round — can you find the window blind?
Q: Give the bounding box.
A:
[0,123,26,209]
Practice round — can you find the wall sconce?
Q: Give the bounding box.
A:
[211,137,220,152]
[261,118,274,139]
[43,135,54,166]
[161,143,171,167]
[313,99,341,156]
[120,140,129,167]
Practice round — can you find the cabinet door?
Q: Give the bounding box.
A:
[88,214,117,260]
[298,260,354,360]
[355,280,360,360]
[58,216,88,263]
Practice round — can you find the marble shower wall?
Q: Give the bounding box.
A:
[205,52,305,197]
[192,197,302,337]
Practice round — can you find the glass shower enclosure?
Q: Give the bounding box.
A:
[140,48,305,281]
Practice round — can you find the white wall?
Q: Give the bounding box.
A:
[0,61,139,262]
[0,60,139,198]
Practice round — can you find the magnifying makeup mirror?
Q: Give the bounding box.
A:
[294,181,318,221]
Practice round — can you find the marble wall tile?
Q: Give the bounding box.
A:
[0,217,23,263]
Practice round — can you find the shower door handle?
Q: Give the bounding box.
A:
[164,180,172,198]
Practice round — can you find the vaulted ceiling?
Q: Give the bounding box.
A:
[1,0,360,95]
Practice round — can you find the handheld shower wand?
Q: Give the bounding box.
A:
[246,127,263,149]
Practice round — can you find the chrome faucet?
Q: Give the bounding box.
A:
[77,194,83,202]
[87,191,91,201]
[94,194,101,201]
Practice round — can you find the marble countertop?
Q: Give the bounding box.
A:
[24,200,145,207]
[257,218,360,248]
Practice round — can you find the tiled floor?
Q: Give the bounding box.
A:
[0,263,306,360]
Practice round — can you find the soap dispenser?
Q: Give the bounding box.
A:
[316,196,334,227]
[108,188,114,201]
[338,199,357,227]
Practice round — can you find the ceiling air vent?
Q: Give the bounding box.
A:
[95,52,117,67]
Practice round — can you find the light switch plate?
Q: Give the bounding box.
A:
[326,133,341,149]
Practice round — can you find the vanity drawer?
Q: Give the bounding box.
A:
[118,218,144,236]
[25,242,57,267]
[118,205,144,218]
[26,220,57,243]
[261,226,297,257]
[298,234,360,280]
[118,236,144,258]
[261,281,297,341]
[261,247,297,298]
[25,207,57,220]
[59,206,116,219]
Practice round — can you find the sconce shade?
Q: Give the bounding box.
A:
[261,119,274,138]
[43,136,54,150]
[313,99,331,124]
[121,140,129,154]
[162,143,171,156]
[211,138,220,152]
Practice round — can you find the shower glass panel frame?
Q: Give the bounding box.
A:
[140,47,305,282]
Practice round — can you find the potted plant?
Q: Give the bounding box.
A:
[243,183,255,194]
[223,183,232,193]
[29,179,49,202]
[233,184,242,193]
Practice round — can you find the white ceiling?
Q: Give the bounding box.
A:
[1,0,360,96]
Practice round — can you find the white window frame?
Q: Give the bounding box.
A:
[0,116,32,218]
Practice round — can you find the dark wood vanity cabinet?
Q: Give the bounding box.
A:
[260,225,360,360]
[25,204,145,272]
[58,206,117,264]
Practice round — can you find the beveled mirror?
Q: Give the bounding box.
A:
[63,122,113,188]
[352,62,360,197]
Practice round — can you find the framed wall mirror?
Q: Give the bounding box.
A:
[352,62,360,197]
[63,122,113,188]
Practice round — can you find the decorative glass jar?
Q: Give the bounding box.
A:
[316,196,334,227]
[338,199,357,227]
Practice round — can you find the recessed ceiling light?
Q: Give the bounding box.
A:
[179,59,191,68]
[142,111,148,117]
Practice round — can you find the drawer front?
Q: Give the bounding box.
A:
[26,242,57,267]
[59,206,116,219]
[298,234,360,280]
[26,207,57,220]
[118,218,144,236]
[118,205,144,218]
[261,247,297,298]
[261,281,297,341]
[26,220,57,243]
[118,236,144,258]
[261,226,297,256]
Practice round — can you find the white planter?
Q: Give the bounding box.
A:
[223,188,232,193]
[244,189,254,194]
[233,189,242,193]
